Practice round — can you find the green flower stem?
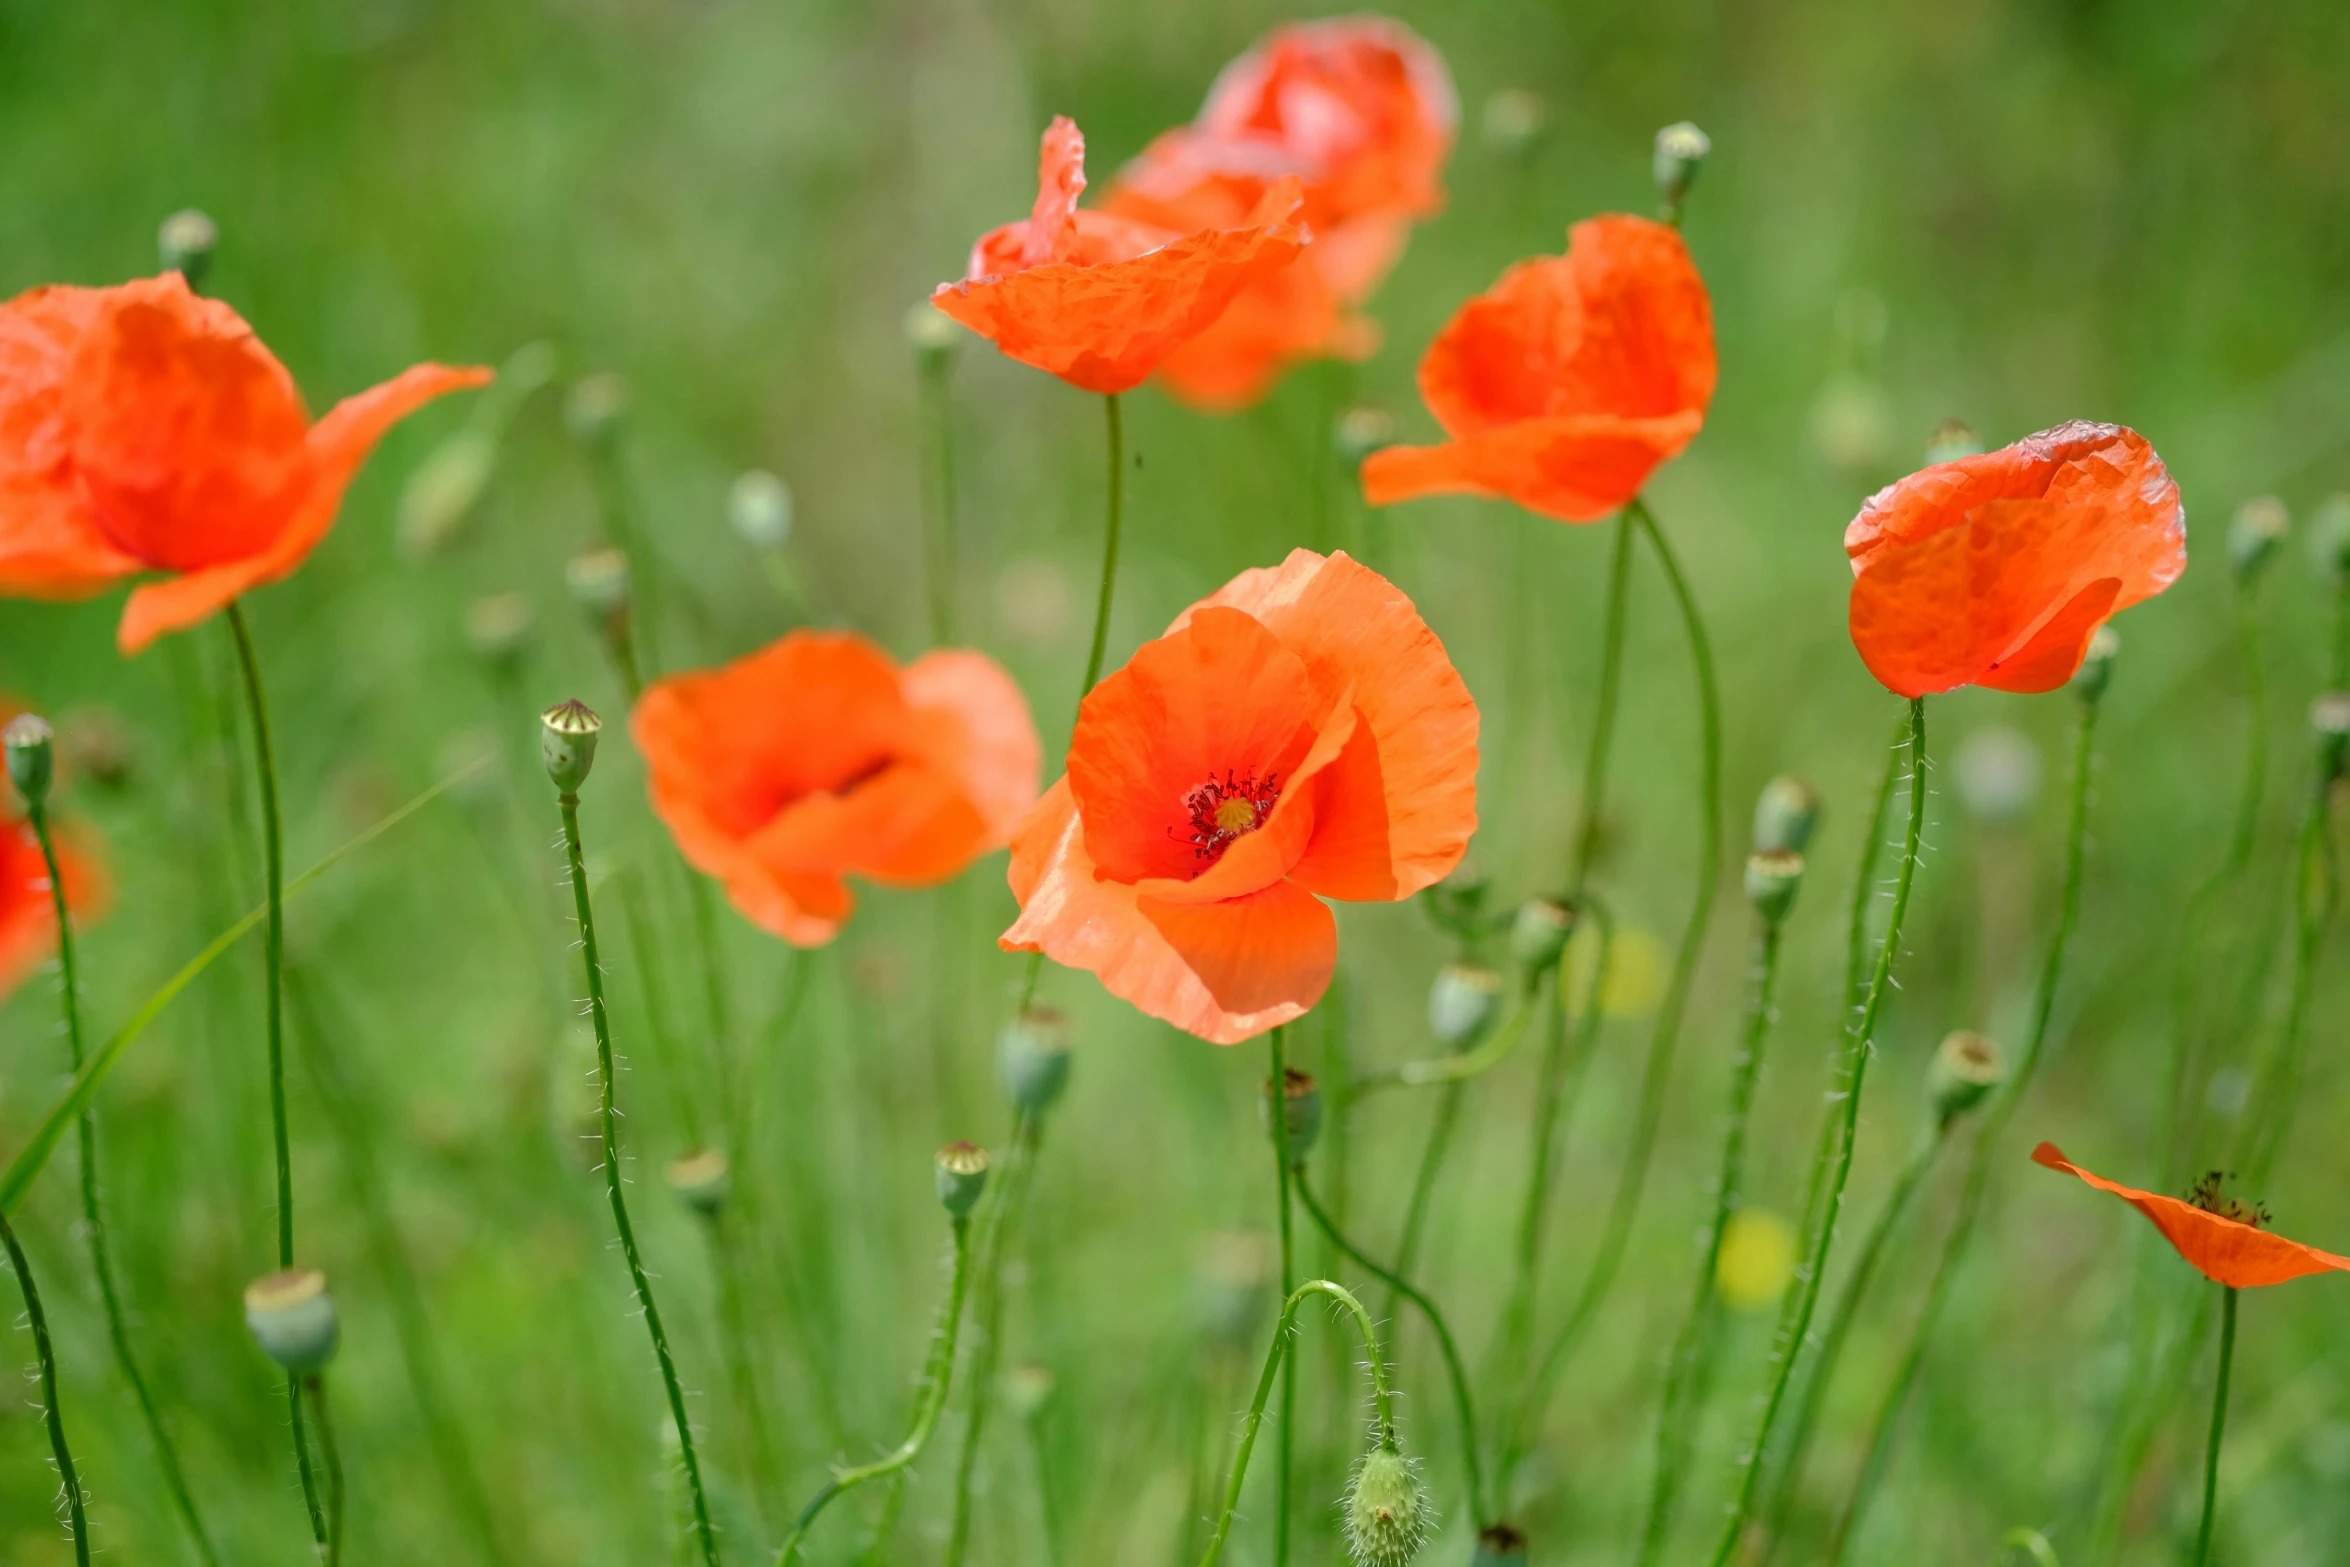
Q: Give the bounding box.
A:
[25,802,219,1564]
[1642,911,1789,1563]
[919,336,960,644]
[777,1216,974,1563]
[306,1375,346,1567]
[2238,755,2340,1185]
[555,791,721,1567]
[0,1210,88,1566]
[1351,971,1543,1093]
[1706,694,1928,1567]
[1822,687,2101,1565]
[1195,1279,1393,1567]
[2193,1286,2238,1567]
[946,1111,1044,1567]
[1268,1025,1298,1567]
[1294,1170,1487,1525]
[1570,509,1636,896]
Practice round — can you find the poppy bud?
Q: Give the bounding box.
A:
[935,1141,991,1218]
[1926,1030,2006,1126]
[2313,691,2350,783]
[564,372,630,447]
[997,1007,1073,1115]
[4,713,54,806]
[244,1269,339,1374]
[1953,726,2040,825]
[904,301,963,364]
[1751,774,1821,855]
[1427,962,1504,1048]
[1345,1444,1430,1567]
[1262,1068,1322,1162]
[728,470,794,552]
[565,547,631,624]
[2073,626,2119,704]
[2227,495,2289,585]
[1472,1524,1529,1566]
[1480,88,1548,160]
[666,1147,731,1217]
[157,208,219,289]
[540,699,602,793]
[1651,121,1711,213]
[1745,849,1804,925]
[1336,406,1398,469]
[1923,418,1984,466]
[2307,493,2350,584]
[1509,897,1575,976]
[465,592,535,672]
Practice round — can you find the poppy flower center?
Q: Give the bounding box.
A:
[2187,1171,2271,1230]
[1177,769,1282,861]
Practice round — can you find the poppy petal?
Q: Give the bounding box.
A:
[1137,878,1335,1018]
[1361,410,1706,523]
[749,763,990,885]
[1129,692,1357,906]
[2033,1143,2350,1289]
[0,285,141,597]
[899,649,1045,847]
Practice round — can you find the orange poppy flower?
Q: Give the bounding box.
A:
[0,815,107,1002]
[930,116,1310,395]
[0,272,490,653]
[2032,1143,2350,1289]
[1360,215,1716,521]
[634,631,1041,947]
[1846,422,2185,698]
[1001,549,1478,1043]
[1101,17,1457,410]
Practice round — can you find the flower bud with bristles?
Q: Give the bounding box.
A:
[1652,121,1710,214]
[1926,1030,2005,1127]
[4,713,54,806]
[935,1141,991,1218]
[666,1147,731,1217]
[1262,1068,1322,1161]
[997,1008,1073,1115]
[540,700,602,793]
[158,209,219,289]
[1509,897,1575,977]
[1427,962,1504,1048]
[1751,774,1820,854]
[244,1269,339,1374]
[728,470,794,552]
[1345,1444,1430,1567]
[1744,849,1804,925]
[1923,418,1984,465]
[2228,495,2289,585]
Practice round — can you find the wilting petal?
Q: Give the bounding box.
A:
[2033,1143,2350,1290]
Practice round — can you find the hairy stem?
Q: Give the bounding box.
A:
[1,1211,88,1566]
[1268,1025,1298,1566]
[946,1111,1044,1566]
[307,1376,346,1567]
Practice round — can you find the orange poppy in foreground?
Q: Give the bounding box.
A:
[1361,214,1716,522]
[931,116,1310,395]
[1103,16,1457,410]
[1847,422,2185,698]
[2032,1143,2350,1289]
[1002,549,1478,1043]
[635,631,1041,947]
[0,815,106,1001]
[0,273,491,653]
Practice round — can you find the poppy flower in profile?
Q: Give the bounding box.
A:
[1001,549,1479,1044]
[0,273,491,654]
[930,116,1310,395]
[1102,16,1457,410]
[2032,1144,2350,1289]
[1846,422,2185,698]
[1361,215,1716,521]
[634,631,1041,947]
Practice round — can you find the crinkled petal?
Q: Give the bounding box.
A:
[2034,1143,2350,1290]
[0,284,140,597]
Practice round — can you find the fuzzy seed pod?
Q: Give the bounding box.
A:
[158,208,218,289]
[1509,897,1575,977]
[1744,849,1804,925]
[1651,121,1710,211]
[1346,1444,1430,1567]
[1427,962,1504,1049]
[4,713,54,806]
[540,700,602,793]
[244,1269,339,1374]
[997,1008,1073,1115]
[1262,1068,1322,1161]
[935,1141,991,1218]
[1926,1030,2006,1126]
[1751,774,1821,855]
[666,1147,731,1217]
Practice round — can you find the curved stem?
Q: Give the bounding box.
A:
[946,1112,1044,1566]
[1354,973,1543,1094]
[1294,1171,1486,1524]
[557,793,721,1567]
[306,1376,346,1567]
[779,1218,974,1562]
[1080,391,1126,703]
[1642,916,1787,1563]
[1707,695,1927,1567]
[1569,510,1636,896]
[1268,1025,1298,1567]
[1195,1280,1393,1567]
[2193,1287,2237,1567]
[1,1211,88,1566]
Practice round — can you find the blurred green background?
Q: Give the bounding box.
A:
[2,0,2348,1562]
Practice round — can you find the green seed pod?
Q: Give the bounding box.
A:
[540,700,602,793]
[1926,1030,2006,1126]
[2073,626,2119,704]
[244,1269,339,1374]
[4,713,54,806]
[1651,121,1711,213]
[564,372,630,447]
[1427,962,1504,1049]
[935,1142,991,1218]
[1472,1524,1529,1567]
[728,470,794,552]
[1335,406,1397,468]
[565,547,631,624]
[2227,495,2289,585]
[465,592,536,672]
[1479,88,1548,160]
[1923,418,1984,466]
[666,1147,731,1218]
[1509,897,1575,977]
[1262,1069,1322,1161]
[904,300,962,364]
[1751,774,1821,855]
[997,1007,1073,1116]
[1345,1444,1430,1567]
[157,209,218,290]
[2313,691,2350,784]
[1744,849,1805,925]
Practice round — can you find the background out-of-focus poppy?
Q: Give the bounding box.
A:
[0,814,106,1001]
[635,630,1041,947]
[1847,422,2186,698]
[1361,214,1716,521]
[931,116,1310,395]
[1103,16,1457,410]
[1002,548,1478,1044]
[0,273,489,654]
[2033,1143,2350,1289]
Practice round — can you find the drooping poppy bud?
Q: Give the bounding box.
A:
[1744,849,1804,925]
[1751,775,1821,855]
[4,713,54,806]
[1509,897,1575,977]
[1926,1030,2006,1126]
[244,1269,340,1374]
[157,209,219,289]
[935,1141,992,1219]
[2227,496,2289,585]
[666,1147,731,1217]
[1345,1444,1429,1567]
[1427,961,1504,1048]
[1262,1068,1323,1161]
[998,1008,1074,1115]
[540,699,602,793]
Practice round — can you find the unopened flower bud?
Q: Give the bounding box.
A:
[1751,775,1821,855]
[564,372,630,446]
[1480,88,1548,159]
[1336,406,1397,468]
[1923,419,1984,466]
[1427,962,1504,1048]
[1472,1525,1529,1567]
[2307,493,2350,584]
[1744,849,1804,925]
[1926,1030,2005,1125]
[4,713,54,805]
[1953,727,2040,825]
[2073,626,2119,704]
[904,301,962,363]
[728,470,794,552]
[2313,691,2350,782]
[1652,121,1711,213]
[540,700,602,793]
[158,209,219,289]
[1346,1445,1430,1567]
[935,1141,991,1218]
[565,547,631,623]
[1510,897,1575,976]
[1262,1069,1322,1161]
[997,1008,1072,1115]
[244,1269,339,1374]
[2227,496,2289,585]
[666,1147,731,1217]
[465,592,535,671]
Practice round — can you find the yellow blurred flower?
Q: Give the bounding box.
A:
[1716,1209,1796,1311]
[1565,924,1668,1018]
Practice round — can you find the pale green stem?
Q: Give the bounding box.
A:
[946,1112,1043,1566]
[1570,510,1636,897]
[1268,1025,1297,1566]
[2193,1287,2237,1567]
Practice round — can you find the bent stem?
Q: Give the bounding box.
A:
[1195,1279,1394,1567]
[556,793,721,1567]
[779,1216,974,1563]
[945,1111,1045,1567]
[1268,1025,1299,1566]
[1,1211,88,1567]
[1706,695,1927,1567]
[2193,1286,2238,1567]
